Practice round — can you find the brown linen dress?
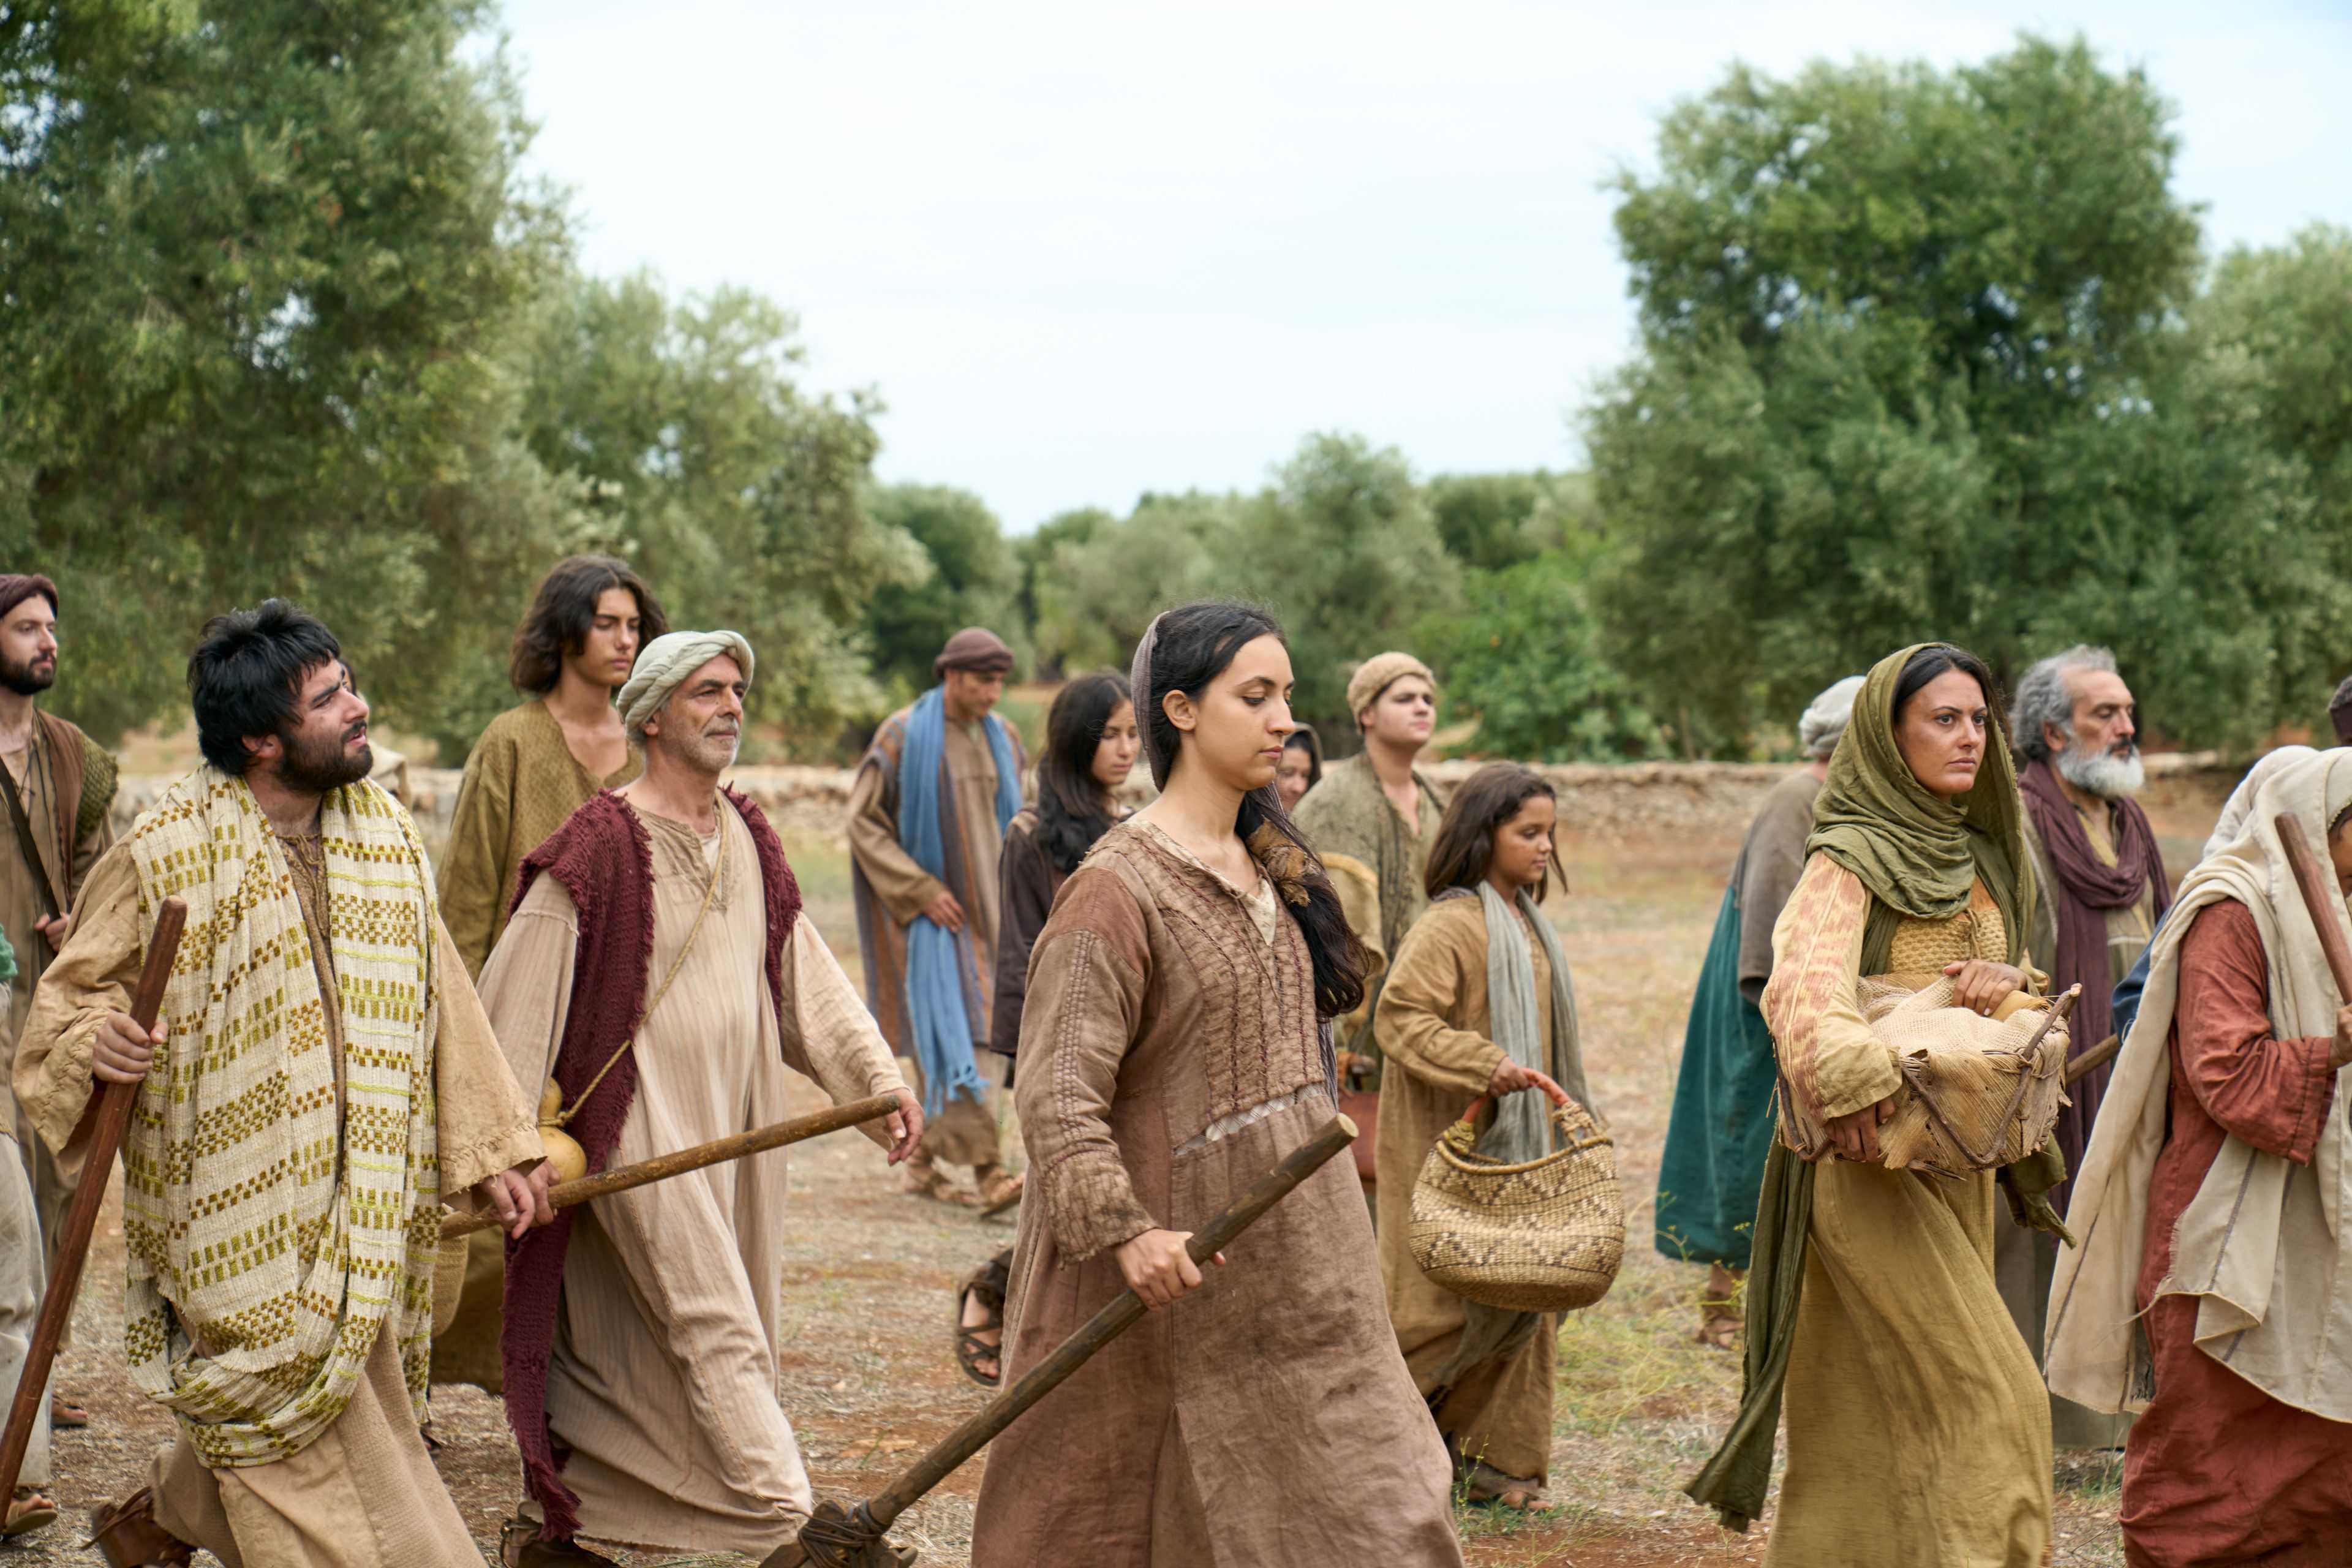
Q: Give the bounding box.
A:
[969,820,1462,1568]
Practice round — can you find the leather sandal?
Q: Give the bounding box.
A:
[954,1250,1012,1387]
[500,1515,619,1567]
[50,1392,90,1428]
[973,1165,1024,1218]
[85,1487,195,1566]
[5,1485,57,1539]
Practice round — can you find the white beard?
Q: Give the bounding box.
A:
[2056,737,2144,799]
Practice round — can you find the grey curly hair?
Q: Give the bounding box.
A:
[2011,645,2118,764]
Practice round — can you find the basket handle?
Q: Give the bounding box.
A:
[1457,1072,1574,1127]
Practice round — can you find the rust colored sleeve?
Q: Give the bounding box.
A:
[2174,899,2337,1165]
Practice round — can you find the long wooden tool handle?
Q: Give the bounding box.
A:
[0,896,186,1499]
[441,1093,904,1238]
[2276,812,2352,1001]
[2064,1034,2121,1087]
[760,1113,1360,1568]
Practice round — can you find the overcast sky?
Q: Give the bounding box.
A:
[497,1,2351,532]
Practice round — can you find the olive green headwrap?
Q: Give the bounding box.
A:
[1806,643,2034,971]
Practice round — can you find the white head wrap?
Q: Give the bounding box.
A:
[1798,674,1867,760]
[617,630,755,745]
[2203,745,2316,860]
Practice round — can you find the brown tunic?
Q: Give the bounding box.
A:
[440,699,640,979]
[1,710,113,1251]
[1373,893,1559,1482]
[970,819,1461,1568]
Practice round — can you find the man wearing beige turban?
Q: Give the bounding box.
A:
[1294,650,1446,1087]
[479,630,918,1564]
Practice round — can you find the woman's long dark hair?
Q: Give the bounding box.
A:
[1138,601,1367,1018]
[1035,671,1132,873]
[1424,763,1557,904]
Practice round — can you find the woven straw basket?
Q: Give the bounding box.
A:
[1860,978,2077,1174]
[1408,1095,1623,1313]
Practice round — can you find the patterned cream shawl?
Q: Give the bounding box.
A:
[121,766,442,1466]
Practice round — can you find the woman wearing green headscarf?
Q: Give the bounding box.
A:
[1705,644,2057,1566]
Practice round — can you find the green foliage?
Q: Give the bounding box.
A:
[1419,551,1670,761]
[1028,435,1458,736]
[860,483,1021,699]
[1586,35,2345,752]
[514,272,913,756]
[0,0,567,744]
[1425,470,1592,571]
[1014,507,1110,669]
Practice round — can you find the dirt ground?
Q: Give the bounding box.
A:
[8,783,2233,1567]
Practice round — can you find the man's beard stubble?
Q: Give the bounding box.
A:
[0,650,55,697]
[277,722,374,794]
[2056,732,2145,800]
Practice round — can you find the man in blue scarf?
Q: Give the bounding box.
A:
[850,627,1026,1208]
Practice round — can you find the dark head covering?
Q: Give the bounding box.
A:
[933,626,1014,679]
[2329,674,2352,745]
[1807,643,2032,969]
[0,575,59,622]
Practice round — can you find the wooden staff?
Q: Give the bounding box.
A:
[440,1093,904,1239]
[760,1113,1360,1568]
[1,896,185,1501]
[2065,1034,2121,1087]
[2275,812,2352,999]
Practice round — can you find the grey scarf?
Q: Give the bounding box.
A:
[1429,883,1591,1396]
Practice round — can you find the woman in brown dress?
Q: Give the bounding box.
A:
[969,601,1462,1567]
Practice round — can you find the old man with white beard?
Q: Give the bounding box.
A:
[2008,643,2171,1447]
[479,630,920,1566]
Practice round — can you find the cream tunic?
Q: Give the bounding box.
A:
[481,796,906,1555]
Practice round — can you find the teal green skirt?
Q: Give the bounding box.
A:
[1653,882,1780,1270]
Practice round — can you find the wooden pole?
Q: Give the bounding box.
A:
[0,896,185,1501]
[2275,812,2352,1000]
[2064,1034,2121,1087]
[761,1113,1360,1568]
[440,1093,904,1240]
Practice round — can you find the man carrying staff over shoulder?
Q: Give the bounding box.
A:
[0,575,116,1441]
[1294,650,1446,1080]
[484,630,920,1566]
[849,627,1025,1208]
[12,599,551,1567]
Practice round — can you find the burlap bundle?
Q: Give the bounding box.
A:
[1858,976,2070,1175]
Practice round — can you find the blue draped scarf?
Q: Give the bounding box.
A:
[899,685,1023,1116]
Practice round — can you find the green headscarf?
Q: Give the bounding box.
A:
[1806,643,2033,972]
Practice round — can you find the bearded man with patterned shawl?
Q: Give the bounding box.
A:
[2048,748,2352,1568]
[849,626,1025,1208]
[484,631,919,1567]
[1687,643,2062,1567]
[12,601,549,1568]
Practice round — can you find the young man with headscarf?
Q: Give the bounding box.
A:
[2049,747,2352,1567]
[13,600,550,1567]
[0,576,116,1439]
[484,630,919,1567]
[848,626,1025,1208]
[1292,650,1446,1081]
[1655,673,1862,1349]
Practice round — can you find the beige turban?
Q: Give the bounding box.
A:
[618,630,755,744]
[934,626,1014,679]
[1346,651,1434,720]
